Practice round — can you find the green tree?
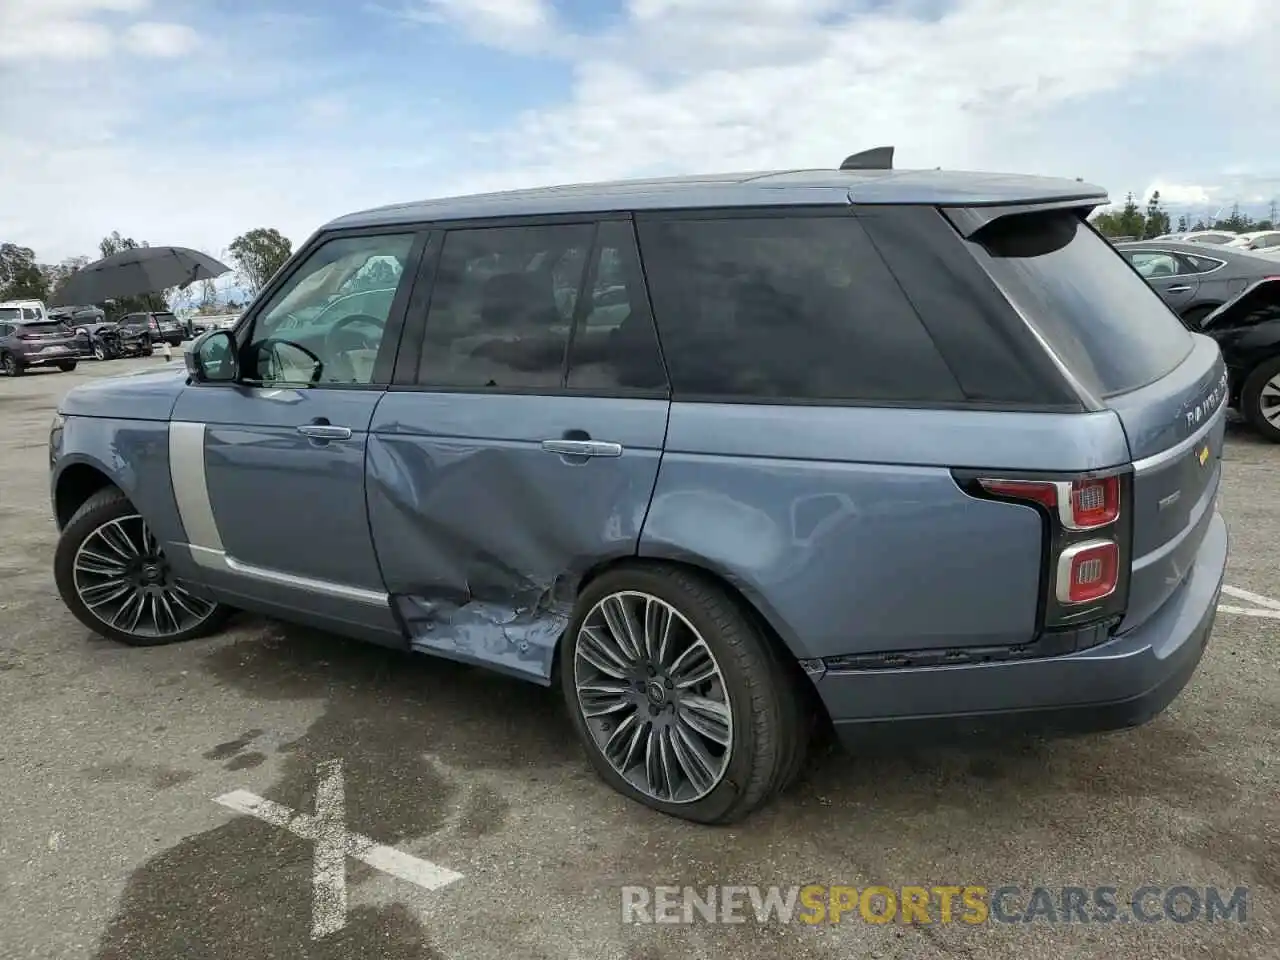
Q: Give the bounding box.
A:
[1143,191,1171,239]
[1214,203,1253,233]
[198,278,219,314]
[0,243,49,301]
[1257,219,1275,231]
[228,228,292,295]
[1117,193,1145,238]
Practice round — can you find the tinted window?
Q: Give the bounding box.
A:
[248,232,416,385]
[971,212,1192,397]
[21,308,37,320]
[417,224,593,389]
[566,221,668,392]
[1184,254,1222,273]
[0,308,19,322]
[636,214,963,402]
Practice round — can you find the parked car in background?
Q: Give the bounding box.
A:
[118,311,184,347]
[0,299,49,323]
[1227,230,1280,252]
[1116,240,1280,328]
[1179,230,1238,245]
[1197,279,1280,442]
[0,316,79,375]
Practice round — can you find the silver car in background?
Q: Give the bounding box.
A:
[1117,239,1280,327]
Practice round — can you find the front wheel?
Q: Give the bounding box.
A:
[1241,353,1280,443]
[54,487,232,646]
[560,565,808,824]
[92,343,106,361]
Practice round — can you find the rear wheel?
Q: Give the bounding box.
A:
[57,361,77,372]
[54,487,232,646]
[560,564,808,824]
[92,343,106,361]
[1241,353,1280,443]
[2,353,23,377]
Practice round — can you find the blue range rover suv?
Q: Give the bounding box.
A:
[49,153,1229,823]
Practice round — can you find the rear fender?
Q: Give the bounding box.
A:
[1202,277,1280,331]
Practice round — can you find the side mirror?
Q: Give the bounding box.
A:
[186,330,238,383]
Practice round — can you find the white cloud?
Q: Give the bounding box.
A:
[124,21,200,58]
[400,0,554,49]
[3,0,1279,264]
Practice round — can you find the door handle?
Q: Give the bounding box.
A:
[1166,285,1192,293]
[297,424,352,440]
[540,439,623,458]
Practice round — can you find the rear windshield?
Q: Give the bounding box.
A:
[16,321,69,335]
[970,211,1192,397]
[154,312,176,322]
[0,308,20,321]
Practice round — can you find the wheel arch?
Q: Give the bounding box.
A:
[54,457,124,531]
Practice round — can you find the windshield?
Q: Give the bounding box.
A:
[0,308,20,321]
[970,210,1193,397]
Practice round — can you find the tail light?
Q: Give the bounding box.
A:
[962,469,1132,634]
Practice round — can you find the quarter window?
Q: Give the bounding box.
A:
[636,214,964,403]
[417,224,593,389]
[246,233,415,386]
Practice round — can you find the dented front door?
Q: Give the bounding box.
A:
[365,217,671,682]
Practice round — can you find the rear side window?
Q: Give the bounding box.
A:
[636,214,964,403]
[969,212,1192,397]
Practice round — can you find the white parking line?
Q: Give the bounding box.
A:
[214,758,464,939]
[1220,584,1280,611]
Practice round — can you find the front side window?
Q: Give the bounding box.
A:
[637,214,963,402]
[417,224,593,389]
[246,233,415,385]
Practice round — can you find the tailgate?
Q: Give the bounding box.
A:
[1106,335,1227,631]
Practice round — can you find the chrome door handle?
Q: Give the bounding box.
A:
[540,439,623,458]
[297,424,352,440]
[1166,285,1192,293]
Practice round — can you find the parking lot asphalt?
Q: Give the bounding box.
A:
[1,354,1277,960]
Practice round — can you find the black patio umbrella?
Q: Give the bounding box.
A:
[50,246,230,306]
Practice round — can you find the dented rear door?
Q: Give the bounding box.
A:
[367,217,671,682]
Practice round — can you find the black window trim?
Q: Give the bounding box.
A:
[388,212,671,401]
[214,224,431,392]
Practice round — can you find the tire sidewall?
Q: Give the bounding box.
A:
[559,567,775,823]
[1242,356,1280,443]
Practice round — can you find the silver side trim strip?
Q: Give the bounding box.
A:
[169,421,224,551]
[1131,391,1227,475]
[188,544,388,606]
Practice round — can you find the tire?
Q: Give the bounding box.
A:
[1241,353,1280,443]
[2,353,23,377]
[93,343,106,361]
[560,564,808,824]
[54,487,232,646]
[57,361,77,372]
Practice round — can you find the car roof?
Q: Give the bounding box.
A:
[1117,239,1242,256]
[326,167,1108,231]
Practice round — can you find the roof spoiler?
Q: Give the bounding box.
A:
[839,146,894,171]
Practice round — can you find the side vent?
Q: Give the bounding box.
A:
[839,146,894,171]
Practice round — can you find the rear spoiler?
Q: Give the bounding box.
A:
[944,195,1110,238]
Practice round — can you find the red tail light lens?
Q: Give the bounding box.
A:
[1056,540,1119,604]
[1065,476,1120,529]
[977,478,1058,510]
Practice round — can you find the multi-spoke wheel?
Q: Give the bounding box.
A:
[54,487,232,646]
[1242,352,1280,444]
[561,565,809,824]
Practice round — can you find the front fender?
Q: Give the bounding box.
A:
[51,417,185,546]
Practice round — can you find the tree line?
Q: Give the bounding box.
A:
[1091,191,1276,240]
[0,227,293,321]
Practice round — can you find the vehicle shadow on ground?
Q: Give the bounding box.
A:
[91,616,1273,959]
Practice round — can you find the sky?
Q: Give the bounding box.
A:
[2,0,1278,275]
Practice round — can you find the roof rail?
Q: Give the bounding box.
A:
[839,146,894,171]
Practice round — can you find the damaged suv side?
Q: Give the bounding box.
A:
[51,157,1228,823]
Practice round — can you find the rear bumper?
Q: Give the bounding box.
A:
[17,350,78,366]
[822,508,1228,747]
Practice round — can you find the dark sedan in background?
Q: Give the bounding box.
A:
[1117,240,1280,328]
